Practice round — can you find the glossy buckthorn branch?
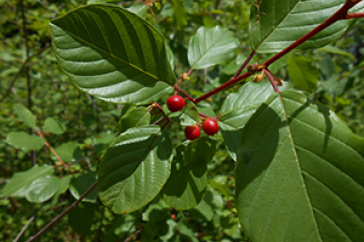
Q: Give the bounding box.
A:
[263,0,362,67]
[37,131,69,170]
[191,0,362,104]
[193,71,251,104]
[345,12,364,19]
[233,49,257,78]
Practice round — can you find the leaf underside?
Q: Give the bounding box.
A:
[250,0,355,53]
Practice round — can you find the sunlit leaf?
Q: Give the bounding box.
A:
[188,26,238,69]
[250,0,358,53]
[50,4,175,105]
[98,126,173,213]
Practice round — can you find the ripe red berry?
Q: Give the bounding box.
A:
[167,95,185,112]
[202,118,219,136]
[184,125,201,140]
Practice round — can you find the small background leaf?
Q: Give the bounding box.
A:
[6,132,45,152]
[188,26,238,69]
[43,117,67,134]
[13,104,36,128]
[162,138,215,210]
[286,54,319,93]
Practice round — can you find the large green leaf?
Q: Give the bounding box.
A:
[287,54,319,93]
[162,138,215,210]
[219,80,292,160]
[236,91,364,241]
[1,165,54,197]
[50,4,175,105]
[188,26,238,69]
[250,0,358,53]
[98,126,173,214]
[25,176,59,203]
[13,104,36,128]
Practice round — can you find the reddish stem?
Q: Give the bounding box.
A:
[263,0,360,67]
[233,49,257,78]
[345,12,364,19]
[263,69,281,98]
[194,72,251,104]
[38,131,69,170]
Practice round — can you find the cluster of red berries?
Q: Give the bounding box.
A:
[167,95,219,140]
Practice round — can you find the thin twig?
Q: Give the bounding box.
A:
[27,182,98,242]
[0,44,51,103]
[37,131,69,170]
[14,215,35,242]
[233,49,257,78]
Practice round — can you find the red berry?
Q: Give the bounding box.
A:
[184,125,201,140]
[202,118,219,136]
[167,95,185,112]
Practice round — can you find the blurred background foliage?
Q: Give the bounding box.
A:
[0,0,362,241]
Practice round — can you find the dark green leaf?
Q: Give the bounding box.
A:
[236,91,364,241]
[69,172,98,203]
[162,138,215,210]
[68,202,96,235]
[50,4,175,105]
[98,126,173,214]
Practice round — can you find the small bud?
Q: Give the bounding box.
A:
[253,74,264,83]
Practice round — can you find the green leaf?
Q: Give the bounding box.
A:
[220,80,292,160]
[56,175,72,196]
[118,106,151,133]
[236,91,364,241]
[98,126,173,214]
[162,138,215,210]
[43,117,67,134]
[250,1,356,53]
[50,4,175,105]
[287,55,319,93]
[319,45,356,59]
[188,26,238,69]
[13,104,36,128]
[25,176,59,203]
[180,102,200,126]
[69,172,98,203]
[68,202,96,235]
[53,141,81,162]
[6,132,45,152]
[1,165,53,197]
